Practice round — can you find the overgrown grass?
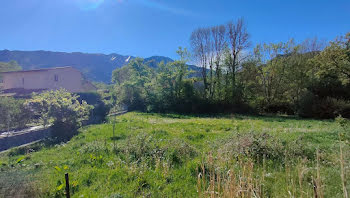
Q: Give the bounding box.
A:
[0,112,349,197]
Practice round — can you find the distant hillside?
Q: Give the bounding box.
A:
[0,50,200,83]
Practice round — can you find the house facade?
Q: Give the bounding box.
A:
[1,66,96,93]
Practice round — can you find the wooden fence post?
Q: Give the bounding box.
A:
[113,116,116,150]
[65,173,70,198]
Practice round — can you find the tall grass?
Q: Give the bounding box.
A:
[340,137,348,198]
[0,112,349,197]
[196,147,348,198]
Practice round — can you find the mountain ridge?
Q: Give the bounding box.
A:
[0,50,195,83]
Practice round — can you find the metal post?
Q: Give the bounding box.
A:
[65,173,70,198]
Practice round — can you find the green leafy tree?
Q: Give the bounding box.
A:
[0,97,31,131]
[240,39,317,113]
[251,42,293,106]
[112,58,154,111]
[0,60,21,73]
[313,32,350,85]
[26,89,92,140]
[151,48,192,112]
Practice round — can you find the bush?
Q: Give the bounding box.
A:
[262,102,294,115]
[165,139,197,167]
[216,132,315,164]
[298,91,316,118]
[77,92,111,124]
[0,97,32,131]
[335,115,350,134]
[120,133,197,168]
[50,121,79,142]
[217,133,284,163]
[298,92,350,119]
[26,89,92,141]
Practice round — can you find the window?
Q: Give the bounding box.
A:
[54,74,58,82]
[22,78,24,85]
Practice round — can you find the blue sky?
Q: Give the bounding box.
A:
[0,0,349,59]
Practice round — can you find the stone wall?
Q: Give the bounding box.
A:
[0,128,50,152]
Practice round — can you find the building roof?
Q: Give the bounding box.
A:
[0,66,76,74]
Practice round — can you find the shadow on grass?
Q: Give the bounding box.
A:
[6,137,66,157]
[110,134,126,141]
[6,128,79,157]
[141,111,332,123]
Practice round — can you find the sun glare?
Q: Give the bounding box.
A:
[75,0,105,10]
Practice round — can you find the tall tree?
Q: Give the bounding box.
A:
[112,58,154,111]
[314,32,350,85]
[226,18,250,100]
[190,27,209,98]
[211,25,226,100]
[252,41,294,105]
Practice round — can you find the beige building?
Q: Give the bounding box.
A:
[1,66,96,93]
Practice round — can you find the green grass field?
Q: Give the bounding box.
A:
[0,112,349,197]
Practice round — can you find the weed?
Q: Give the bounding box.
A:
[0,112,347,197]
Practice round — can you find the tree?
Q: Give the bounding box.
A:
[296,33,350,118]
[242,40,301,113]
[190,27,210,98]
[313,32,350,85]
[0,60,21,73]
[211,25,227,100]
[112,58,154,111]
[253,42,288,105]
[0,97,31,131]
[150,48,193,112]
[226,18,250,100]
[174,47,191,99]
[26,89,92,141]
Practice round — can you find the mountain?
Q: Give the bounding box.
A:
[0,50,200,83]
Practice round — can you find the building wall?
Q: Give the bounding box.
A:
[2,67,92,92]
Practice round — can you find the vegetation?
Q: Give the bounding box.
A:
[0,112,349,197]
[0,17,349,198]
[112,20,350,119]
[0,97,31,131]
[25,89,93,141]
[0,89,107,136]
[77,91,111,124]
[0,60,21,75]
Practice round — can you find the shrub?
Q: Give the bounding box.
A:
[0,97,32,131]
[77,92,111,124]
[26,89,92,141]
[298,91,316,118]
[50,121,79,142]
[165,139,197,167]
[122,133,158,163]
[298,91,350,119]
[120,133,197,168]
[336,115,350,134]
[216,132,315,164]
[262,102,294,115]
